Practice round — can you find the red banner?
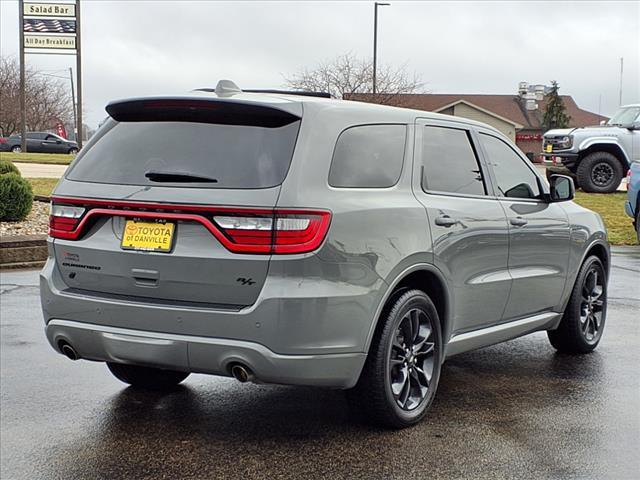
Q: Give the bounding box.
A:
[516,133,543,141]
[55,121,67,139]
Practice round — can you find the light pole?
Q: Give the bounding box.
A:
[372,1,390,95]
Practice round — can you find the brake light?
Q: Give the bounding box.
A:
[213,211,331,254]
[49,204,85,237]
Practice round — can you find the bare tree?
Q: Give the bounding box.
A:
[283,52,424,104]
[0,56,74,137]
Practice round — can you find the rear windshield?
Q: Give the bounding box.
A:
[67,120,300,189]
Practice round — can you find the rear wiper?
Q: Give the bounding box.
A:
[144,170,218,183]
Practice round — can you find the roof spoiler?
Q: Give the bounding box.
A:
[105,97,301,128]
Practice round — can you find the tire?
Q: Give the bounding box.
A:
[68,147,78,155]
[347,289,443,429]
[107,362,189,390]
[576,152,623,193]
[548,256,607,354]
[11,145,21,153]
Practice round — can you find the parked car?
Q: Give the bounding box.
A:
[625,161,640,243]
[542,104,640,193]
[0,132,78,154]
[40,81,610,429]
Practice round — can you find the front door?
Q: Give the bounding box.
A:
[414,120,511,335]
[477,130,571,319]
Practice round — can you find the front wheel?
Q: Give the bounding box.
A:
[11,145,21,153]
[548,256,607,353]
[348,289,442,429]
[68,147,78,155]
[576,152,623,193]
[107,362,189,390]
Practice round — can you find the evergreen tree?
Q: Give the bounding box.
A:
[543,80,571,130]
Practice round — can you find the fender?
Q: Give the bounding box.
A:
[578,138,631,167]
[362,262,453,353]
[558,237,610,315]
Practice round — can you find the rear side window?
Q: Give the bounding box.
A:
[421,126,486,196]
[67,119,300,189]
[329,124,406,188]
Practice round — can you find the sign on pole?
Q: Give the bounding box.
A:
[19,1,82,149]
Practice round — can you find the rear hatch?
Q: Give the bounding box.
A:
[50,97,302,308]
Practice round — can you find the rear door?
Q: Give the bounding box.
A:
[413,120,511,334]
[477,130,571,319]
[27,133,44,152]
[51,98,302,308]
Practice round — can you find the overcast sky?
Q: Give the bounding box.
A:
[1,0,638,128]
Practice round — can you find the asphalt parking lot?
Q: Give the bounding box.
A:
[1,248,639,480]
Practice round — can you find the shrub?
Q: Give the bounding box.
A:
[0,173,33,221]
[0,159,20,176]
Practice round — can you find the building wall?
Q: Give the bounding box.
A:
[452,103,516,141]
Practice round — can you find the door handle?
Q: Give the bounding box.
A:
[435,215,457,227]
[510,217,528,227]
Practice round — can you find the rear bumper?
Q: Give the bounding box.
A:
[45,319,366,388]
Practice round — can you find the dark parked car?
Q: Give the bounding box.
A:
[0,132,78,154]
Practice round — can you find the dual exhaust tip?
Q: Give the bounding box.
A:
[59,342,254,383]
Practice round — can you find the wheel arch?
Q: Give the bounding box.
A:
[364,264,452,354]
[578,143,630,170]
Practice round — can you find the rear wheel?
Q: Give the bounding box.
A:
[107,362,189,390]
[348,289,442,429]
[548,256,607,353]
[11,145,21,153]
[576,152,623,193]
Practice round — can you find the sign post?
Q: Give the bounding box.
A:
[19,0,82,150]
[19,1,26,152]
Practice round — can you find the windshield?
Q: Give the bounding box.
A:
[607,106,640,126]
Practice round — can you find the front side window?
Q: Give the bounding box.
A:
[421,126,486,196]
[329,124,406,188]
[479,133,541,199]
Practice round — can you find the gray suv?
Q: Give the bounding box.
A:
[40,82,610,428]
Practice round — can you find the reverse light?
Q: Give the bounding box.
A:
[49,204,86,236]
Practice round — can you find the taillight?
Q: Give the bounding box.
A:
[49,204,85,238]
[0,138,7,143]
[48,197,331,255]
[213,210,331,254]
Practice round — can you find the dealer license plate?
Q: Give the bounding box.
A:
[545,144,553,153]
[121,219,175,253]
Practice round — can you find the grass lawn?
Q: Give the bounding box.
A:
[574,192,636,245]
[27,178,59,197]
[1,151,74,165]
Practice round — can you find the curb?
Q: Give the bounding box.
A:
[0,234,48,270]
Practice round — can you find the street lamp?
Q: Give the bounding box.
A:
[373,1,390,95]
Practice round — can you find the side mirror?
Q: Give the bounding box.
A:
[549,175,575,202]
[56,140,62,144]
